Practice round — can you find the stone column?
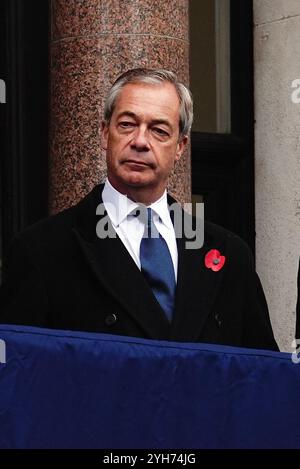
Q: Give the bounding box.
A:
[254,0,300,350]
[50,0,190,213]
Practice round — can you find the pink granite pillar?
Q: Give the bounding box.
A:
[50,0,190,213]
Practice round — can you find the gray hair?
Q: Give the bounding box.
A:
[103,68,193,139]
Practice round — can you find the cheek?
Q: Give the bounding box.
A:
[158,158,176,176]
[106,144,124,168]
[161,147,179,168]
[111,134,131,151]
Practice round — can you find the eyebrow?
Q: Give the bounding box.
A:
[116,111,173,130]
[116,111,137,120]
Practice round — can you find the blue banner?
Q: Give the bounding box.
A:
[0,325,299,449]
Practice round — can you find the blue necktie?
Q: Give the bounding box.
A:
[140,208,176,321]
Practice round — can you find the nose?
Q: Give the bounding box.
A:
[130,126,150,152]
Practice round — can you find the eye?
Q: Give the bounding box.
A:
[118,121,136,128]
[152,127,169,137]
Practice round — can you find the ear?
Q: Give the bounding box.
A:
[101,121,109,150]
[175,135,188,162]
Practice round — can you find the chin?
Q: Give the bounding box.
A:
[125,177,150,188]
[121,171,153,187]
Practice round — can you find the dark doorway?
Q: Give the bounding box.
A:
[190,0,255,254]
[0,0,49,282]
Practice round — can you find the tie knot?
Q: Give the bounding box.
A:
[129,206,159,238]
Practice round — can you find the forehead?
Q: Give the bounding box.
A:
[113,82,180,123]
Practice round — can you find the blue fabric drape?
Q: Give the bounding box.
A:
[0,325,299,449]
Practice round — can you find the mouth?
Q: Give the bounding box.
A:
[123,160,152,169]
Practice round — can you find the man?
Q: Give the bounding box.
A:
[0,68,278,351]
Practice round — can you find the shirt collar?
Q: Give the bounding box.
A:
[149,192,173,230]
[102,178,173,229]
[102,179,139,227]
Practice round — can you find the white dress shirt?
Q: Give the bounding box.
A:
[102,179,178,281]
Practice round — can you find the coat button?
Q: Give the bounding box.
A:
[214,313,222,328]
[105,314,117,326]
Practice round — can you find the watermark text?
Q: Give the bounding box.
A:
[0,339,6,364]
[0,79,6,104]
[96,201,204,250]
[291,79,300,104]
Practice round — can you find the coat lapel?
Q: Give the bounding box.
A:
[72,185,170,339]
[170,210,226,341]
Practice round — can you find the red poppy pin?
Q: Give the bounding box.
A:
[205,249,226,272]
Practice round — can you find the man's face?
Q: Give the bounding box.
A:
[102,82,187,200]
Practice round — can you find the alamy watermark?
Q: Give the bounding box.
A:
[96,201,205,249]
[0,79,6,104]
[0,339,6,364]
[291,79,300,104]
[291,339,300,364]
